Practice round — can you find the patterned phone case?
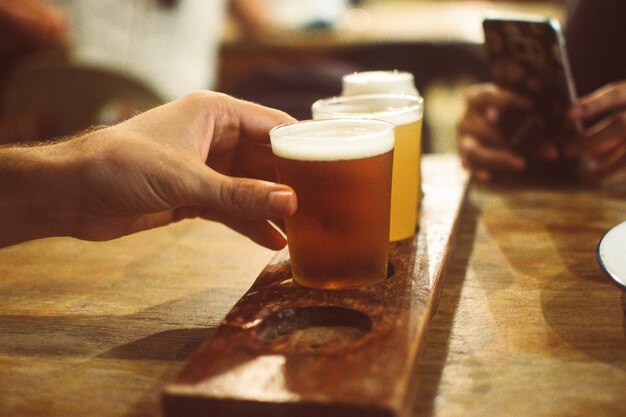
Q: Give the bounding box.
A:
[483,16,579,153]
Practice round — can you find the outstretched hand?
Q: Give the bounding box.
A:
[0,92,298,249]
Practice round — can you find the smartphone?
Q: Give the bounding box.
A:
[482,14,581,156]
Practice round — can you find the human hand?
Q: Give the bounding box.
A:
[0,92,298,249]
[566,81,626,183]
[72,91,298,249]
[457,83,557,181]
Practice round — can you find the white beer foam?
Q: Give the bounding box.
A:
[270,119,394,161]
[311,93,423,126]
[342,71,419,96]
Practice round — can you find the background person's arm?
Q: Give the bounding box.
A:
[567,80,626,182]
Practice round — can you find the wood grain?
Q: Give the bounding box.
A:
[0,218,278,417]
[412,174,626,417]
[162,155,469,417]
[1,154,624,417]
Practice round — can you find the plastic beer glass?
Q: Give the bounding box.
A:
[270,118,394,289]
[312,94,423,241]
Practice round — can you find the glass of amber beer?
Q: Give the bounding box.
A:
[270,119,394,290]
[312,94,423,242]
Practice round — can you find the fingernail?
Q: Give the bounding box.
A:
[268,190,295,216]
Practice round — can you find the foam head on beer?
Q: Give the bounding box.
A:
[270,118,394,161]
[270,118,395,290]
[311,93,422,126]
[342,70,420,96]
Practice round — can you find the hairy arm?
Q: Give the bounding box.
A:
[0,140,80,247]
[0,91,297,250]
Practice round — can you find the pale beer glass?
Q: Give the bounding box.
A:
[342,70,419,96]
[270,119,394,289]
[312,94,423,241]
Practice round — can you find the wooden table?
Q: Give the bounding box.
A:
[1,154,625,416]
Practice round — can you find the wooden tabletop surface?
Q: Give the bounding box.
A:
[1,154,625,417]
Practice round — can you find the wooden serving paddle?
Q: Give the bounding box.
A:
[163,155,469,417]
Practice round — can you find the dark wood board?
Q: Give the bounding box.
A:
[163,155,469,417]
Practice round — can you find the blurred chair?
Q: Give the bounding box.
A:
[1,51,164,142]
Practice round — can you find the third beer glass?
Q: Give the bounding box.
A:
[342,70,419,96]
[270,119,394,289]
[312,94,423,241]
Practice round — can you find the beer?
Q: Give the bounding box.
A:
[342,70,419,96]
[389,117,422,241]
[270,119,394,289]
[311,94,423,241]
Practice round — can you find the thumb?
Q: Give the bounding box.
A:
[198,169,297,220]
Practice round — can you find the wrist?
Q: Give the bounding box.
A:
[0,140,81,247]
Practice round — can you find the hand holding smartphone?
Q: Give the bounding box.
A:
[482,14,581,157]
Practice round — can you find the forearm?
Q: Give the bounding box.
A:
[0,141,79,247]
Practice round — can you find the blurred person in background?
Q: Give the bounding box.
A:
[0,0,66,75]
[457,0,626,183]
[0,0,272,144]
[0,0,67,143]
[0,0,66,84]
[55,0,277,100]
[53,0,228,101]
